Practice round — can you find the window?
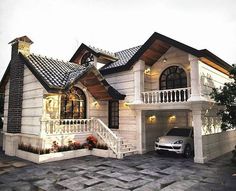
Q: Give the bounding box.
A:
[60,87,86,119]
[160,66,187,90]
[109,100,119,129]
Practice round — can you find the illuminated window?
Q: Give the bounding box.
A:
[60,87,86,119]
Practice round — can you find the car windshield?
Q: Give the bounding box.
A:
[166,128,191,137]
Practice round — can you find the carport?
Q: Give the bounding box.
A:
[142,110,192,153]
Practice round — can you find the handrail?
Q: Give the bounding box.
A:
[95,118,118,139]
[93,118,122,156]
[142,87,191,94]
[142,87,191,104]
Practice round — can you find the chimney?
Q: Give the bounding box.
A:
[7,36,33,134]
[9,36,33,57]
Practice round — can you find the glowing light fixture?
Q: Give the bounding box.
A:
[92,101,98,106]
[147,115,157,124]
[144,67,151,75]
[124,102,130,107]
[163,58,167,63]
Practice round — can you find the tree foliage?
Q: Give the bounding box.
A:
[210,65,236,130]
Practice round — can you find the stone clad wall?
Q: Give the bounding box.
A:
[21,65,44,135]
[202,130,236,161]
[105,70,137,145]
[150,47,190,91]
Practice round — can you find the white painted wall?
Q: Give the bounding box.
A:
[202,130,236,161]
[21,66,44,135]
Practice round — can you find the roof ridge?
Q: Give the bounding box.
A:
[87,44,116,57]
[30,53,73,64]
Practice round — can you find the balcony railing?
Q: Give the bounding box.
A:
[142,87,191,104]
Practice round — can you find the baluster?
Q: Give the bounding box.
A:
[152,92,154,104]
[169,91,172,102]
[174,90,177,102]
[147,93,150,103]
[183,89,186,101]
[82,120,84,132]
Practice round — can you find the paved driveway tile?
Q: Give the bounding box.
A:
[0,151,236,190]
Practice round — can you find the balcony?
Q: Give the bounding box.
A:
[142,87,191,104]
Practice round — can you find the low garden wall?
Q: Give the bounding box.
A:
[16,148,116,164]
[202,129,236,161]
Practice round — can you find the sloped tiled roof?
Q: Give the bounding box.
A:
[16,53,125,100]
[100,45,141,70]
[24,53,90,89]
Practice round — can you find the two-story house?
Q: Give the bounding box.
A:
[0,32,235,163]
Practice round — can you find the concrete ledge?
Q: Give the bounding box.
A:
[16,148,116,164]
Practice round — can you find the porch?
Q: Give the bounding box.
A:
[39,118,137,159]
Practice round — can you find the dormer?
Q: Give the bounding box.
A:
[70,43,118,69]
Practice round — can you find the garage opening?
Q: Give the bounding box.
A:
[144,110,192,152]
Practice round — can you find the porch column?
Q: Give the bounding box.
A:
[133,60,145,104]
[136,110,145,154]
[188,55,206,101]
[192,104,206,163]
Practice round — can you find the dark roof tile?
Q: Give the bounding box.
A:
[26,53,88,88]
[100,45,141,70]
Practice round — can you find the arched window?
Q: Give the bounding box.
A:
[160,66,187,90]
[60,87,86,119]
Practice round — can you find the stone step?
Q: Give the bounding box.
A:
[121,149,138,157]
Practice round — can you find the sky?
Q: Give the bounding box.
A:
[0,0,236,79]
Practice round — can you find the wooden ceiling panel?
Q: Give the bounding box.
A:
[200,57,229,75]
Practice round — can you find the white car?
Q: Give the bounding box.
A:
[154,127,194,158]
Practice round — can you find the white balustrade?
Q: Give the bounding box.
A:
[41,119,93,135]
[142,87,191,104]
[40,118,122,157]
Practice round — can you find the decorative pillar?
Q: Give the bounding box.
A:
[192,104,206,163]
[136,110,145,154]
[133,60,145,104]
[188,55,206,101]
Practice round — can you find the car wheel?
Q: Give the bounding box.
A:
[156,150,163,155]
[183,144,191,158]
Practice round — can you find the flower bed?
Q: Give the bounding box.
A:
[16,135,115,163]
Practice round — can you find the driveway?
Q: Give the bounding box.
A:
[0,151,236,191]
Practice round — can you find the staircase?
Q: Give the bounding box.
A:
[41,118,138,159]
[112,130,137,157]
[93,118,137,158]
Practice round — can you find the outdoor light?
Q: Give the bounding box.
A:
[148,115,156,124]
[92,101,98,106]
[124,102,130,107]
[169,115,176,120]
[144,67,151,75]
[163,58,167,63]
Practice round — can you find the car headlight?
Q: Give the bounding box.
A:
[174,140,183,144]
[156,138,160,143]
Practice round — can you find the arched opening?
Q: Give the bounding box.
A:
[159,66,188,102]
[160,66,187,90]
[60,87,87,119]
